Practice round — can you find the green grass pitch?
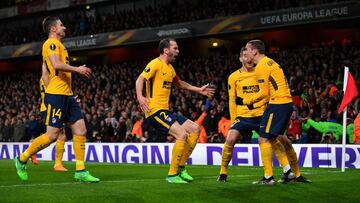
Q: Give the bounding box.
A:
[1,159,360,203]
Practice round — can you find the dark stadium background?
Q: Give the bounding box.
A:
[1,1,360,202]
[0,0,359,144]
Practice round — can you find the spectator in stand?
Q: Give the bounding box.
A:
[97,120,106,142]
[2,118,13,142]
[204,107,220,138]
[0,119,3,141]
[305,118,352,143]
[25,114,41,140]
[287,110,302,143]
[0,0,348,46]
[13,118,26,142]
[116,116,127,142]
[218,114,231,141]
[195,109,208,143]
[84,113,95,142]
[354,113,360,144]
[131,116,144,142]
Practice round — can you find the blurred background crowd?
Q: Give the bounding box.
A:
[0,0,358,144]
[1,40,359,144]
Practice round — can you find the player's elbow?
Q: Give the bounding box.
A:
[174,80,182,89]
[73,126,87,137]
[193,124,201,134]
[135,77,139,87]
[135,76,144,88]
[52,62,63,70]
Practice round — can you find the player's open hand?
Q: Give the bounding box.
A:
[138,96,150,113]
[77,64,92,78]
[199,84,215,98]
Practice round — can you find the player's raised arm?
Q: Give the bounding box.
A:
[174,79,215,98]
[135,75,150,113]
[48,54,91,77]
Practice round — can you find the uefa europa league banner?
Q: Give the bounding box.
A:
[1,1,359,59]
[1,143,360,169]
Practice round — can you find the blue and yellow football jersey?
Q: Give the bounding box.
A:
[228,68,268,123]
[42,38,72,95]
[140,58,179,118]
[243,56,292,105]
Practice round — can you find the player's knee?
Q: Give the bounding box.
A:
[47,134,58,142]
[177,128,189,141]
[225,138,235,146]
[278,136,292,149]
[258,136,268,144]
[46,129,62,142]
[74,128,87,136]
[225,135,236,146]
[58,133,67,141]
[177,133,187,141]
[226,130,239,145]
[193,124,201,134]
[80,128,87,136]
[187,122,200,135]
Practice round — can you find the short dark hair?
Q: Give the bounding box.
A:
[42,16,59,35]
[248,40,265,54]
[158,38,176,54]
[239,47,245,56]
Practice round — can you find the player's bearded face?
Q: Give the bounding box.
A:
[167,41,179,63]
[244,43,256,63]
[239,54,254,68]
[55,20,66,38]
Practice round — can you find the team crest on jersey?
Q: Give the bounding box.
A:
[144,67,151,73]
[52,118,56,124]
[50,43,56,50]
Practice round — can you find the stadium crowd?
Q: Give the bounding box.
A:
[0,40,359,144]
[0,0,349,46]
